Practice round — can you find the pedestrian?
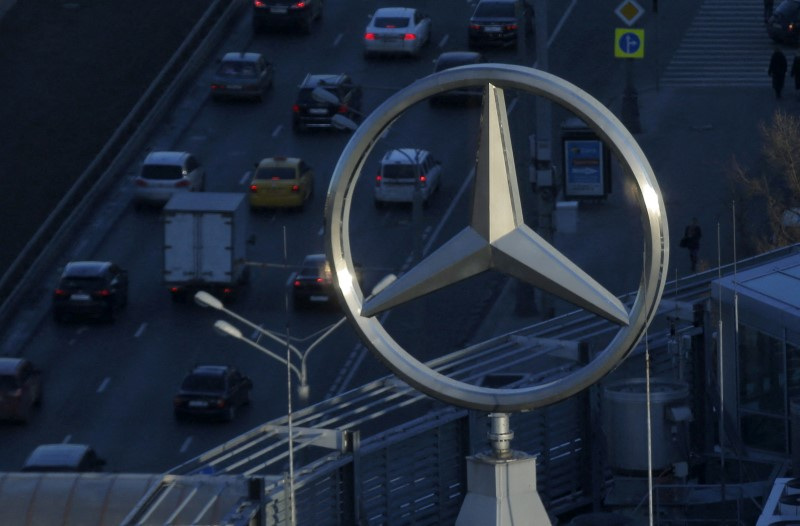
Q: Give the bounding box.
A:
[769,48,788,99]
[681,218,702,273]
[765,0,774,23]
[791,52,800,99]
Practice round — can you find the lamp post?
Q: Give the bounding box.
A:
[195,273,396,401]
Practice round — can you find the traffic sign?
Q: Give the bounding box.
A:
[614,28,645,58]
[615,0,644,26]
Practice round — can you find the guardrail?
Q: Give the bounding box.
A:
[0,0,247,327]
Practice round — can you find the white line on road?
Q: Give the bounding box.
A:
[333,33,343,47]
[438,34,449,49]
[240,170,252,185]
[97,377,110,393]
[62,434,72,444]
[134,323,147,338]
[271,125,282,138]
[180,436,193,454]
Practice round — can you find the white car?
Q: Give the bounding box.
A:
[364,7,432,58]
[374,148,441,208]
[133,151,206,208]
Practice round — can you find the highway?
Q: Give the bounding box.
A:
[2,0,781,477]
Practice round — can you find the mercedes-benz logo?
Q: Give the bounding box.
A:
[325,64,668,412]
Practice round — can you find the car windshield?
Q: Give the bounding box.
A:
[59,276,106,290]
[182,374,224,392]
[474,2,515,17]
[141,164,184,180]
[256,167,297,180]
[0,375,18,390]
[382,164,418,179]
[299,259,331,279]
[374,16,410,28]
[218,60,258,78]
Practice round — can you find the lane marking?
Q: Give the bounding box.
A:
[97,377,110,393]
[180,436,193,454]
[240,170,252,185]
[438,34,449,48]
[271,125,282,138]
[63,434,72,444]
[134,323,147,338]
[333,33,343,46]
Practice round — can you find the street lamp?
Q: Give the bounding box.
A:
[195,273,396,401]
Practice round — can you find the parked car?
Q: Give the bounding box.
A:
[430,51,484,105]
[0,357,42,423]
[292,73,363,132]
[252,0,323,34]
[21,444,106,472]
[363,7,432,58]
[467,0,532,50]
[210,52,274,102]
[768,0,800,44]
[373,148,442,208]
[173,365,253,422]
[133,151,206,208]
[249,156,314,210]
[52,261,128,323]
[292,253,335,308]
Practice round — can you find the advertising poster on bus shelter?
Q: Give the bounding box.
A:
[563,138,609,199]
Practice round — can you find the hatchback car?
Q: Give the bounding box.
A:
[52,261,128,322]
[249,156,314,210]
[292,254,335,308]
[468,0,532,49]
[133,151,206,208]
[292,74,363,132]
[0,357,42,423]
[173,365,253,422]
[21,444,106,472]
[768,0,800,44]
[252,0,323,34]
[364,7,432,58]
[374,148,442,208]
[430,51,484,105]
[210,52,274,102]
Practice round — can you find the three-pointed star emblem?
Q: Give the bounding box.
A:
[361,83,629,326]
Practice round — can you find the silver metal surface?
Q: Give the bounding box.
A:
[325,64,669,412]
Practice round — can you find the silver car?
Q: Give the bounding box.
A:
[210,52,274,102]
[363,7,432,58]
[133,151,206,208]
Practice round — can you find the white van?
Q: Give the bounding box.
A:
[374,148,442,208]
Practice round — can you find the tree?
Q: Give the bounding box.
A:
[730,110,800,253]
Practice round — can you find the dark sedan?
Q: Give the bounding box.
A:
[292,253,335,308]
[467,0,532,49]
[210,52,274,102]
[173,365,252,422]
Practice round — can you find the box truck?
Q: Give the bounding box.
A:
[163,192,250,302]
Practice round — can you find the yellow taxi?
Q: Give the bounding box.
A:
[249,156,314,210]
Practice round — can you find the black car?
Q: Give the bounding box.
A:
[252,0,323,34]
[292,253,335,308]
[292,74,363,132]
[173,365,253,422]
[768,0,800,44]
[52,261,128,322]
[467,0,532,50]
[430,51,484,105]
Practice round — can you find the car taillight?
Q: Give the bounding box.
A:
[135,179,148,187]
[469,24,481,30]
[316,278,324,283]
[404,33,416,41]
[375,175,382,185]
[222,287,234,296]
[210,84,220,91]
[92,289,111,298]
[173,397,185,407]
[292,104,300,113]
[254,0,266,7]
[506,23,518,30]
[338,104,348,114]
[215,399,226,408]
[54,289,68,297]
[419,175,427,185]
[175,179,191,188]
[293,1,306,7]
[294,280,301,287]
[250,184,258,193]
[364,33,376,40]
[291,185,300,192]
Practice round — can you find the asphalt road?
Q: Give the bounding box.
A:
[0,0,788,480]
[0,0,212,275]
